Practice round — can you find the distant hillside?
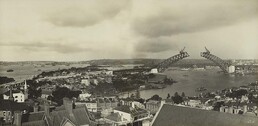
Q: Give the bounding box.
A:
[0,59,232,68]
[86,59,221,67]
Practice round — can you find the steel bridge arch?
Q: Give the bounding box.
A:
[200,47,230,73]
[155,47,190,73]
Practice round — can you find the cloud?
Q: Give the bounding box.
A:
[134,37,179,53]
[45,1,131,27]
[0,41,91,53]
[132,0,258,37]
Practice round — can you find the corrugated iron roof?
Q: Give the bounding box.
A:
[152,104,258,126]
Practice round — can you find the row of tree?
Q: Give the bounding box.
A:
[0,76,15,84]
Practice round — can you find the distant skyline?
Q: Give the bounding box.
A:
[0,0,257,61]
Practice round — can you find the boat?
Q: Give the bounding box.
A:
[6,69,14,72]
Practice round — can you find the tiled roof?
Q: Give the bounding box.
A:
[152,104,258,126]
[146,100,160,104]
[22,120,46,126]
[105,113,122,122]
[27,112,45,122]
[114,105,148,116]
[0,100,30,111]
[3,90,22,96]
[50,106,95,126]
[41,89,52,95]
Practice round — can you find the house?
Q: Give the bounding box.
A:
[79,93,92,100]
[97,97,118,112]
[151,104,258,126]
[146,99,173,114]
[103,112,124,125]
[75,100,98,112]
[113,105,150,125]
[3,90,25,103]
[49,98,96,126]
[184,99,202,107]
[81,79,91,86]
[41,89,52,99]
[145,100,161,114]
[120,98,145,109]
[0,100,30,124]
[1,98,97,126]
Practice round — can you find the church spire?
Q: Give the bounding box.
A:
[24,80,27,90]
[24,80,28,100]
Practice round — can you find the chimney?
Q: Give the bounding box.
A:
[13,111,22,126]
[44,103,50,117]
[63,98,77,123]
[9,87,14,101]
[243,105,248,113]
[63,98,74,114]
[33,105,39,112]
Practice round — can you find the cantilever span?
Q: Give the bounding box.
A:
[200,47,231,73]
[155,47,190,73]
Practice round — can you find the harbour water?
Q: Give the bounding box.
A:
[121,67,258,99]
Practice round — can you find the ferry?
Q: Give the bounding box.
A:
[6,69,14,72]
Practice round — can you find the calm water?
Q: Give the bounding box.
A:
[0,64,90,82]
[121,68,258,99]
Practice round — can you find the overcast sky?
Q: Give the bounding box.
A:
[0,0,257,61]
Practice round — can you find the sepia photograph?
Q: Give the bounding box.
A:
[0,0,258,126]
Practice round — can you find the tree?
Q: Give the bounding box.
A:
[167,93,171,99]
[172,92,183,104]
[52,87,81,105]
[130,93,135,99]
[181,92,185,98]
[213,101,224,111]
[148,94,162,101]
[174,92,179,97]
[0,76,15,85]
[28,87,42,99]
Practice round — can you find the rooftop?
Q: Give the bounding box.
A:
[152,104,258,126]
[114,105,148,116]
[105,113,122,122]
[0,100,30,111]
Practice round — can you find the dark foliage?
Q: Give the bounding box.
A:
[213,101,225,111]
[226,89,248,99]
[172,92,183,104]
[52,87,82,105]
[148,94,162,101]
[0,76,15,84]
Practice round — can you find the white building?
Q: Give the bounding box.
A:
[113,105,150,125]
[228,65,235,73]
[75,101,98,112]
[79,93,92,100]
[105,71,113,75]
[81,79,90,86]
[184,100,201,108]
[3,91,25,103]
[150,68,158,73]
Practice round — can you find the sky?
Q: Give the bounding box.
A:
[0,0,257,61]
